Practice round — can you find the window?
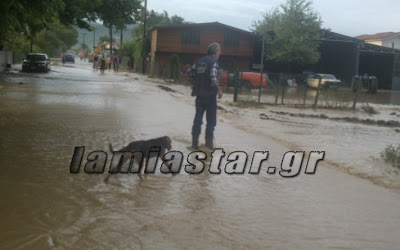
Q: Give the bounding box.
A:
[182,31,200,45]
[27,54,46,61]
[224,32,240,48]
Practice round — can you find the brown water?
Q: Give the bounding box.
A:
[1,62,400,249]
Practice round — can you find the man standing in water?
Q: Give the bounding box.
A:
[189,42,223,150]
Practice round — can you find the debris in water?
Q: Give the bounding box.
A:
[361,105,379,114]
[269,110,400,128]
[259,113,270,120]
[157,85,177,93]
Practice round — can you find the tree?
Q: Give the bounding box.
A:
[0,0,65,50]
[96,0,142,56]
[99,35,116,44]
[0,0,140,52]
[131,10,187,72]
[5,21,78,56]
[58,0,99,30]
[132,10,186,39]
[170,15,185,25]
[120,39,136,67]
[34,22,78,56]
[80,43,89,51]
[0,0,98,49]
[253,0,322,72]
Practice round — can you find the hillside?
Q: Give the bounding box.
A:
[74,22,137,49]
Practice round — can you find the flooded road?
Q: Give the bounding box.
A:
[1,61,400,249]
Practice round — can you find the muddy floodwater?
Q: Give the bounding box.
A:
[1,61,400,249]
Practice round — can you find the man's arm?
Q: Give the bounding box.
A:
[210,62,223,99]
[187,64,196,79]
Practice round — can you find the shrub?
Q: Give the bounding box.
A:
[381,144,400,168]
[169,54,180,80]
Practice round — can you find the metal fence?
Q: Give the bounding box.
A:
[225,71,395,108]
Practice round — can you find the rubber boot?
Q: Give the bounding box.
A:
[205,137,214,150]
[192,136,199,149]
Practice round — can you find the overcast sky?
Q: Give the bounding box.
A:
[147,0,400,37]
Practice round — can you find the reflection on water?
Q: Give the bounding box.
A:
[1,64,400,249]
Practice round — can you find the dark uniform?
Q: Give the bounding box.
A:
[190,55,219,149]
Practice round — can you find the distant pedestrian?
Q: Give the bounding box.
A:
[99,56,106,74]
[93,54,99,71]
[61,52,66,64]
[113,55,120,72]
[108,56,112,70]
[79,51,84,61]
[112,55,116,71]
[127,58,133,73]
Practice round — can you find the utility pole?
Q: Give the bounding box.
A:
[93,27,96,48]
[258,35,265,104]
[109,25,113,56]
[81,33,87,49]
[45,29,48,53]
[141,0,147,74]
[120,29,123,46]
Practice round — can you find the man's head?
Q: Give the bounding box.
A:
[207,42,221,59]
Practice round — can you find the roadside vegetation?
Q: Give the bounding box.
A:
[381,145,400,169]
[129,10,187,75]
[253,0,322,73]
[1,0,142,56]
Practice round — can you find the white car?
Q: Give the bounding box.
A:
[307,74,341,88]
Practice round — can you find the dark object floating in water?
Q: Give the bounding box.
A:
[157,85,177,93]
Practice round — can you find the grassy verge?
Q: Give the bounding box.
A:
[381,144,400,169]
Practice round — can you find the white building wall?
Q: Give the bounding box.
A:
[0,51,13,72]
[382,35,400,50]
[365,39,382,46]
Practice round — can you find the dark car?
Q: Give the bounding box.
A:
[22,53,51,72]
[62,53,75,64]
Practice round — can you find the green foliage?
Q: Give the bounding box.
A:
[132,10,187,39]
[253,0,322,70]
[80,43,89,51]
[39,22,78,56]
[97,0,141,31]
[97,0,141,56]
[170,15,185,25]
[131,10,187,72]
[99,35,115,43]
[5,21,78,56]
[169,54,181,80]
[58,0,100,30]
[381,145,400,169]
[0,0,65,46]
[3,33,30,54]
[120,40,135,56]
[1,0,141,52]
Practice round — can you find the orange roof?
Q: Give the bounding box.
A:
[355,32,400,40]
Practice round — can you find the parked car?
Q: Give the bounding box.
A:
[22,53,51,72]
[307,74,341,88]
[62,53,75,64]
[219,72,269,89]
